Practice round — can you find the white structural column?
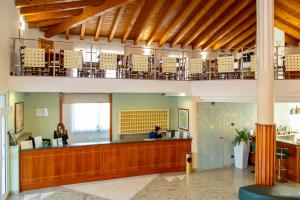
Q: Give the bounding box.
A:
[255,0,276,186]
[191,97,198,168]
[256,0,274,124]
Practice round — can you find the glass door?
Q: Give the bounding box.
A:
[0,95,7,198]
[198,107,224,170]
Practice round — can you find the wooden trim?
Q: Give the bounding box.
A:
[59,93,63,123]
[109,93,112,141]
[255,123,276,186]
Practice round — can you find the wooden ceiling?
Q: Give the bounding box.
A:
[16,0,300,51]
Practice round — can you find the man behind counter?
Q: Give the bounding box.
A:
[148,126,163,138]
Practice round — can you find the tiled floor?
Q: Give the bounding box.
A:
[8,167,298,200]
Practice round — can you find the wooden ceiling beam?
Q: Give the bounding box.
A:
[121,0,145,43]
[210,15,256,51]
[147,0,182,46]
[109,5,126,42]
[134,0,165,45]
[80,22,86,40]
[274,2,300,28]
[285,33,299,46]
[223,24,256,50]
[94,16,103,41]
[16,0,70,7]
[170,0,217,47]
[24,9,83,22]
[203,4,256,50]
[28,18,66,28]
[65,28,69,40]
[274,16,300,40]
[45,0,130,38]
[232,34,256,51]
[20,0,105,15]
[182,0,235,48]
[192,0,253,50]
[159,0,201,47]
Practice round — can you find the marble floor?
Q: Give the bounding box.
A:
[8,167,299,200]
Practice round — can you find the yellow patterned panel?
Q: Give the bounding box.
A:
[120,109,169,134]
[250,55,257,72]
[64,50,83,69]
[217,56,234,73]
[132,55,148,72]
[24,48,45,68]
[162,57,177,73]
[100,53,117,70]
[189,58,203,74]
[286,54,300,71]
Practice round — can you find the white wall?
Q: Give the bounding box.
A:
[0,0,19,92]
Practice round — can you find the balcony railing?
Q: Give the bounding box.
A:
[10,38,300,81]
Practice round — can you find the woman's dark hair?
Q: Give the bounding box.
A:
[155,126,161,132]
[56,123,66,136]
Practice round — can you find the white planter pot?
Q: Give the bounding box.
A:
[234,142,250,169]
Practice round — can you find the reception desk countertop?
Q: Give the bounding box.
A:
[276,134,300,146]
[20,137,192,151]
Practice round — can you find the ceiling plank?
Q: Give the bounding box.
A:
[20,0,105,15]
[223,24,256,50]
[24,9,83,22]
[192,0,253,50]
[94,16,103,41]
[274,3,300,28]
[159,0,201,47]
[109,5,126,42]
[147,0,182,46]
[232,34,256,51]
[122,0,145,43]
[275,0,300,17]
[28,18,66,28]
[285,33,299,46]
[45,0,130,38]
[203,4,256,50]
[182,0,235,48]
[16,0,70,7]
[210,15,256,51]
[80,22,86,40]
[65,28,69,40]
[274,16,300,40]
[134,0,165,45]
[170,0,217,47]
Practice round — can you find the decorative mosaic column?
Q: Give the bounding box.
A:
[255,0,276,186]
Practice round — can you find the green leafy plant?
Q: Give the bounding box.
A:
[232,128,251,147]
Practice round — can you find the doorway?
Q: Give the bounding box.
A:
[0,94,7,198]
[198,107,224,170]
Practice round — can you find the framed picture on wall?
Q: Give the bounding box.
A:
[15,102,24,133]
[178,108,189,131]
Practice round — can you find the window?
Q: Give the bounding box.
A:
[70,103,110,133]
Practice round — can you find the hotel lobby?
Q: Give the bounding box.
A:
[1,0,300,199]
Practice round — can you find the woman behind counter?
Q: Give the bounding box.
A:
[54,123,69,144]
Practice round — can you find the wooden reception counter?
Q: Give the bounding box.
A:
[20,138,191,191]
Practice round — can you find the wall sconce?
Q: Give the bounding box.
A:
[35,108,48,117]
[19,16,25,31]
[200,51,208,61]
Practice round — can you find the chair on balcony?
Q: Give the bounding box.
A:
[216,56,237,79]
[21,47,48,76]
[188,58,205,80]
[159,57,177,80]
[284,54,300,79]
[100,53,118,78]
[63,50,84,77]
[129,55,150,79]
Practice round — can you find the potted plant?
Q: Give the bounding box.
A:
[233,128,251,169]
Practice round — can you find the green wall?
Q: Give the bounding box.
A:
[8,92,25,139]
[23,93,60,139]
[112,93,178,140]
